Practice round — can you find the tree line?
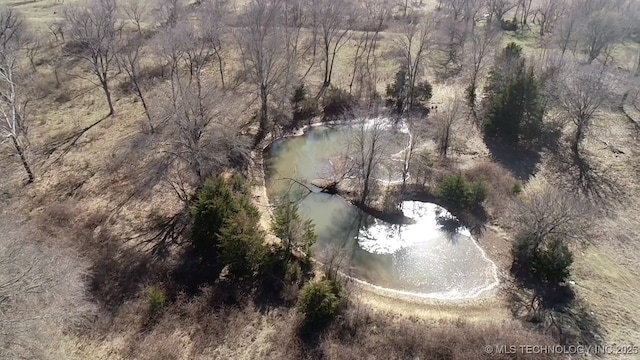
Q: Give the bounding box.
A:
[1,0,639,188]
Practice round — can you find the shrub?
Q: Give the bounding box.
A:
[289,84,319,126]
[191,175,260,265]
[271,197,317,262]
[462,161,518,219]
[148,287,167,312]
[293,99,319,123]
[511,181,523,194]
[470,181,488,206]
[412,80,433,105]
[291,84,307,107]
[298,280,341,328]
[513,235,573,285]
[322,86,353,118]
[437,175,487,212]
[501,17,518,31]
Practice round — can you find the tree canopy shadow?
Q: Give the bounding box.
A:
[44,113,111,156]
[545,147,625,207]
[507,261,604,349]
[485,140,542,183]
[85,231,171,316]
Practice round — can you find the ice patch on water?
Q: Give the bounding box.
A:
[354,201,500,299]
[358,201,470,254]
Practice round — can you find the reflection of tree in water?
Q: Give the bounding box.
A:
[436,213,463,245]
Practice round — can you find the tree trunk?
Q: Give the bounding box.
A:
[11,135,34,183]
[101,80,115,116]
[216,52,225,87]
[135,84,153,133]
[572,121,590,188]
[255,84,269,145]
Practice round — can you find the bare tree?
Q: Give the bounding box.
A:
[394,16,434,111]
[581,10,625,64]
[558,69,607,192]
[200,0,230,88]
[47,22,65,42]
[533,0,563,37]
[22,31,43,72]
[348,0,390,100]
[64,0,121,116]
[349,114,390,205]
[400,113,423,192]
[436,89,463,158]
[515,0,533,28]
[442,0,473,21]
[116,37,153,131]
[123,0,147,35]
[162,80,249,184]
[486,0,516,25]
[180,23,218,88]
[465,25,496,119]
[311,0,355,97]
[153,0,184,29]
[514,183,592,246]
[554,2,580,58]
[0,7,33,183]
[237,0,289,143]
[437,15,469,77]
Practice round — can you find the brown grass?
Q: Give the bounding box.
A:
[0,0,638,358]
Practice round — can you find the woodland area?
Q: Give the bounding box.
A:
[0,0,639,359]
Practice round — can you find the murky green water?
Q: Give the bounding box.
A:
[265,123,499,299]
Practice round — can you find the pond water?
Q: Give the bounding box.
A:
[264,123,499,299]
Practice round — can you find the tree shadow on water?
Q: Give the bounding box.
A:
[436,214,463,245]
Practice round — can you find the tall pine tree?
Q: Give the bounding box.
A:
[482,43,544,144]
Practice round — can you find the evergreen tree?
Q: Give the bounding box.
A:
[482,43,544,144]
[271,196,317,261]
[191,175,260,264]
[218,210,267,277]
[385,69,408,113]
[385,68,433,113]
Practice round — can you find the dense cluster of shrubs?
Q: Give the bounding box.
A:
[322,86,355,119]
[190,174,344,330]
[437,174,488,212]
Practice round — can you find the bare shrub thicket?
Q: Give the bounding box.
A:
[272,304,562,359]
[463,160,518,221]
[0,217,93,360]
[513,183,593,246]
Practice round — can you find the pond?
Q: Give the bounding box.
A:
[264,122,499,299]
